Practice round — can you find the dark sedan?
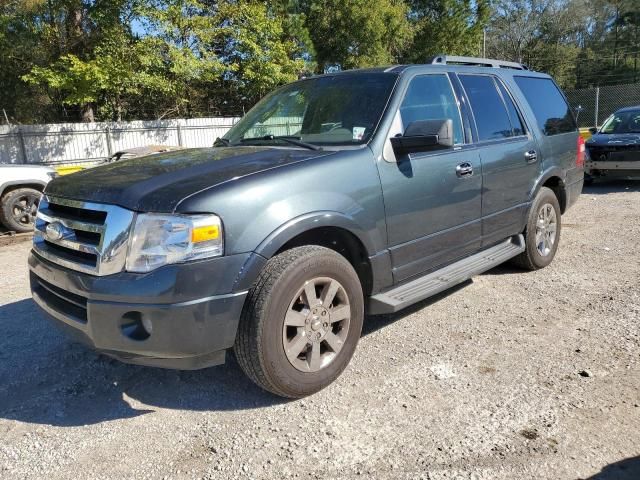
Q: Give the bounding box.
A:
[585,106,640,182]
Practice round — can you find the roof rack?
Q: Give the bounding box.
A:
[427,55,528,71]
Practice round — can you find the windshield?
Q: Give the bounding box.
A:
[600,110,640,134]
[223,73,397,147]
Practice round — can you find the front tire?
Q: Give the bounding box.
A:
[234,246,364,398]
[512,186,562,271]
[0,187,41,233]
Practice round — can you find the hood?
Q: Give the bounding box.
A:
[45,146,331,212]
[587,133,640,146]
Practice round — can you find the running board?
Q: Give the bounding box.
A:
[368,235,525,314]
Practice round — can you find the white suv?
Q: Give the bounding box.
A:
[0,165,57,232]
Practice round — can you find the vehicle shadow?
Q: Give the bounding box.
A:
[582,456,640,480]
[0,281,472,427]
[583,178,640,194]
[0,298,287,427]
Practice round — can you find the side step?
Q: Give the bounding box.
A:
[368,235,525,314]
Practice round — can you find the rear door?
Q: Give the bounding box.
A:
[457,74,540,246]
[513,76,580,187]
[376,73,483,283]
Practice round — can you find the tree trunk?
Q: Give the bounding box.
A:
[81,103,95,122]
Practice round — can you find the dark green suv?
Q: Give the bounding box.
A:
[30,56,584,398]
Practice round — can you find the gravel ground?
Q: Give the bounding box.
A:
[1,180,639,480]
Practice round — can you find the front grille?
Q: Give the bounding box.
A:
[31,273,88,323]
[33,196,135,276]
[588,144,640,158]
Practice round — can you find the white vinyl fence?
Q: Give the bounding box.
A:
[0,117,240,166]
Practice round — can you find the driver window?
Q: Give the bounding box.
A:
[399,75,464,145]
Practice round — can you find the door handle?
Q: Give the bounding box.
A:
[524,150,538,163]
[456,162,473,177]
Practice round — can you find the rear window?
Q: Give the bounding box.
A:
[514,77,576,136]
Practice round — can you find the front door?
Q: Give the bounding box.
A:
[376,73,483,283]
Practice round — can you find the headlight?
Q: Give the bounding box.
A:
[126,213,223,273]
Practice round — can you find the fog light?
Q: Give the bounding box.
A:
[120,311,151,341]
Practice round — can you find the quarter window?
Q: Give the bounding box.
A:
[459,75,515,141]
[514,76,576,136]
[399,75,464,145]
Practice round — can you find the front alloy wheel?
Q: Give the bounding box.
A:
[234,245,364,398]
[0,187,41,233]
[283,277,351,372]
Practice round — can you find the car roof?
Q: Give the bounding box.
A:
[310,63,550,80]
[616,105,640,113]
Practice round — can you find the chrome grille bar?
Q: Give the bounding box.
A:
[36,208,104,233]
[33,195,136,276]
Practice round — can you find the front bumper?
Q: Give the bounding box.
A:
[585,148,640,173]
[29,251,254,369]
[585,159,640,171]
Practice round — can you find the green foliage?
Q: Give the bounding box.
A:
[304,0,413,71]
[488,0,640,89]
[212,2,307,100]
[2,0,639,123]
[405,0,490,61]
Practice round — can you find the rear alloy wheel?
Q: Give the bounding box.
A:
[534,203,558,257]
[234,246,364,398]
[512,186,562,270]
[0,187,41,233]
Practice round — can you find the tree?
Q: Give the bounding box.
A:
[404,0,490,62]
[14,0,145,121]
[304,0,413,72]
[211,1,308,105]
[0,0,47,123]
[137,0,224,118]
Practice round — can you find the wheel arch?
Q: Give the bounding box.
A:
[531,168,568,213]
[243,212,378,296]
[0,180,47,198]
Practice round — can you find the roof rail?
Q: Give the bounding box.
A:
[427,55,528,71]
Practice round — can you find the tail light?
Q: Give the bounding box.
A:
[576,136,585,168]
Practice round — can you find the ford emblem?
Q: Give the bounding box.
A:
[45,222,67,242]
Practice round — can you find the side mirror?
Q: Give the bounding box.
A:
[390,119,454,156]
[588,127,598,135]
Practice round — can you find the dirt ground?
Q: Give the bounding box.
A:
[0,180,638,480]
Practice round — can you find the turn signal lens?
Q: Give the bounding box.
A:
[192,225,220,243]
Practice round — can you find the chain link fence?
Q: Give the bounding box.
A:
[565,82,640,128]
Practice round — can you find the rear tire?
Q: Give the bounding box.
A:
[511,186,561,271]
[234,246,364,398]
[0,187,41,233]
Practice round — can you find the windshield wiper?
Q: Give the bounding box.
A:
[239,135,322,151]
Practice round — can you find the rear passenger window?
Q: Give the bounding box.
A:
[399,74,464,145]
[496,81,526,136]
[514,76,576,135]
[459,75,514,141]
